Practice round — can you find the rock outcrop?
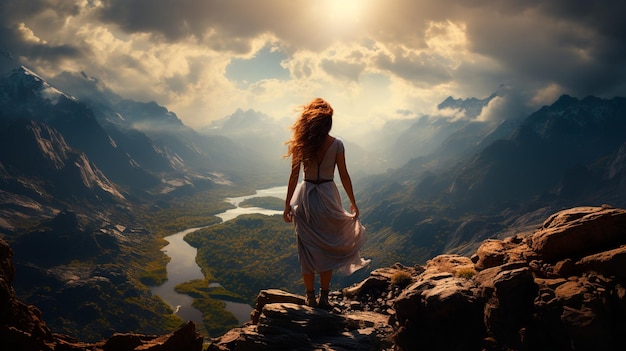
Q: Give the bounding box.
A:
[208,289,394,351]
[0,237,204,351]
[208,206,626,350]
[3,205,626,350]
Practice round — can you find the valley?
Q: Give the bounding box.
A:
[0,63,624,344]
[148,186,286,338]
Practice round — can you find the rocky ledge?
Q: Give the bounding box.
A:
[208,206,626,350]
[2,205,626,350]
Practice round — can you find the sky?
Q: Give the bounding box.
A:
[1,0,625,138]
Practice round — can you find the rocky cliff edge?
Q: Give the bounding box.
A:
[2,205,626,350]
[209,205,626,351]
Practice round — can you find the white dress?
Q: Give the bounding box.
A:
[289,138,370,275]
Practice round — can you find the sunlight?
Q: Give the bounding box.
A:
[327,0,368,24]
[425,21,468,69]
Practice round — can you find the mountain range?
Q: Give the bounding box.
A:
[0,61,625,341]
[0,66,288,230]
[356,94,626,271]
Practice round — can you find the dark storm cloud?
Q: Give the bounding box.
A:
[95,0,307,53]
[0,24,84,67]
[458,0,626,96]
[531,0,626,40]
[1,0,83,21]
[0,0,86,67]
[96,0,213,41]
[374,50,451,87]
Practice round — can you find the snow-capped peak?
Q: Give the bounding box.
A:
[10,66,75,104]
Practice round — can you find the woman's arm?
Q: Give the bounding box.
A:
[336,151,359,218]
[283,160,300,222]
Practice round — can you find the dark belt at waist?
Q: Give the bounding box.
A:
[305,179,333,184]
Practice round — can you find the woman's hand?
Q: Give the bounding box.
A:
[350,204,360,219]
[283,206,293,223]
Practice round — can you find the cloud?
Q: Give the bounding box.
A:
[0,0,625,135]
[476,86,533,123]
[458,0,626,97]
[320,59,365,83]
[373,47,452,87]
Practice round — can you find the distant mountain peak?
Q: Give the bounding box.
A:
[2,66,74,105]
[206,108,273,134]
[554,94,577,104]
[437,93,497,119]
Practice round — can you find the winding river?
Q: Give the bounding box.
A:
[149,186,286,328]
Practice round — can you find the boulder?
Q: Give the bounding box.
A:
[474,236,535,270]
[575,245,626,277]
[529,206,626,261]
[208,289,394,351]
[393,255,484,351]
[484,266,537,347]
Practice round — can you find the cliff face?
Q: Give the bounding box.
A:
[2,205,626,350]
[0,237,203,351]
[209,206,626,351]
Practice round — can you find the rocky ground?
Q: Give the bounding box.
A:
[208,205,626,350]
[2,205,626,350]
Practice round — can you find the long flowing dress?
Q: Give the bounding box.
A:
[289,138,370,275]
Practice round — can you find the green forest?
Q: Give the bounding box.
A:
[184,214,302,304]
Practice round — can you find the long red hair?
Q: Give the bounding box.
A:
[284,98,333,165]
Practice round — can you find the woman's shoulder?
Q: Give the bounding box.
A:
[331,136,345,152]
[330,135,343,143]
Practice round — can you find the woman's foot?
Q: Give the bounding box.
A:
[305,290,317,307]
[317,289,333,310]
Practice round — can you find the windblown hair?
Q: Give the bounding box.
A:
[285,98,333,165]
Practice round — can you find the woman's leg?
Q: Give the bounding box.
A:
[303,273,317,307]
[318,270,333,310]
[303,273,315,291]
[319,270,332,290]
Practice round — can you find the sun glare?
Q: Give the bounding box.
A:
[327,0,368,23]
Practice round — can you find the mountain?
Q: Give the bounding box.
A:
[392,93,497,161]
[200,108,292,180]
[0,65,279,341]
[0,65,286,199]
[449,95,626,210]
[50,70,276,187]
[350,91,524,176]
[0,118,124,196]
[358,95,626,268]
[0,67,161,191]
[0,118,127,235]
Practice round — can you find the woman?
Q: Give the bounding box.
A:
[283,97,369,309]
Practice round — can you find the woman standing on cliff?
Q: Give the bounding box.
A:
[283,97,370,309]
